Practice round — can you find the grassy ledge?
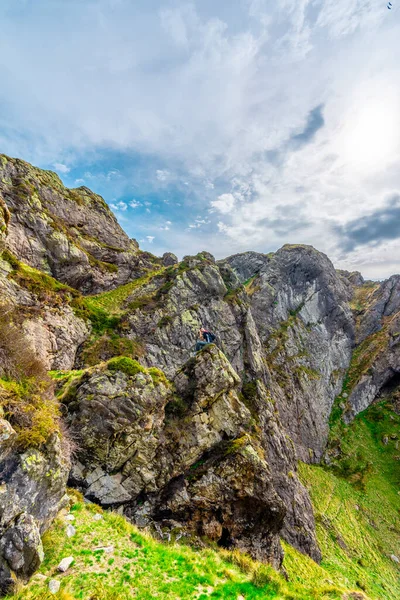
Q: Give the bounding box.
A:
[8,491,363,600]
[300,401,400,600]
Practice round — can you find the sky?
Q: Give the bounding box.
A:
[1,0,400,279]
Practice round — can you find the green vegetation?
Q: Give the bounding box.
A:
[157,315,173,328]
[165,393,191,419]
[0,303,60,449]
[349,281,380,315]
[0,377,60,449]
[148,366,170,386]
[85,268,165,314]
[106,358,169,387]
[299,401,400,600]
[8,491,361,600]
[224,285,246,305]
[71,297,120,335]
[106,356,147,377]
[1,249,77,306]
[80,334,145,367]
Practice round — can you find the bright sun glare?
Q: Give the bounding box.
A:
[340,85,400,173]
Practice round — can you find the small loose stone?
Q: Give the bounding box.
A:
[94,545,114,553]
[93,513,103,521]
[66,524,76,537]
[58,556,74,572]
[48,579,61,594]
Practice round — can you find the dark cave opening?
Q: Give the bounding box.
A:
[217,527,233,549]
[378,370,400,398]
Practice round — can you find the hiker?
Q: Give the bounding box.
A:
[195,327,216,352]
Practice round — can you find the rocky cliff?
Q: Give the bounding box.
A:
[0,155,399,595]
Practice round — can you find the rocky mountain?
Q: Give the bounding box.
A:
[0,154,399,598]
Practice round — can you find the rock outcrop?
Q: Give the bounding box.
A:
[340,276,400,422]
[1,154,399,594]
[0,429,69,595]
[0,154,160,294]
[65,347,293,566]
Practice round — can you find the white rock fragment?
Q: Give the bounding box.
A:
[94,545,114,554]
[391,554,399,563]
[93,513,103,521]
[48,579,61,594]
[58,556,74,572]
[66,514,75,521]
[66,524,76,537]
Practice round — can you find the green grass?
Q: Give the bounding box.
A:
[1,249,77,304]
[299,401,400,600]
[85,268,166,314]
[106,356,147,377]
[0,376,60,449]
[9,492,359,600]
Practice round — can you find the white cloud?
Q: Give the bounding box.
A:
[156,170,170,182]
[75,178,85,184]
[129,199,141,208]
[210,193,236,215]
[1,0,400,277]
[146,235,155,243]
[110,200,128,211]
[53,162,70,174]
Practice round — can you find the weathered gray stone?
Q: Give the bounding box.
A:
[0,154,161,293]
[0,514,43,579]
[57,556,74,572]
[48,579,61,594]
[66,524,76,538]
[0,434,70,594]
[162,252,178,267]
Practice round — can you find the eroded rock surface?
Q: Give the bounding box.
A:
[65,346,320,565]
[1,155,399,593]
[0,154,160,293]
[0,430,69,595]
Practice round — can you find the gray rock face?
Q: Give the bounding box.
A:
[337,269,365,289]
[221,251,272,282]
[123,246,354,461]
[248,245,355,461]
[3,154,400,585]
[0,154,160,293]
[65,346,313,566]
[344,308,400,423]
[334,273,400,422]
[0,257,90,371]
[161,252,178,267]
[0,430,70,594]
[357,275,400,343]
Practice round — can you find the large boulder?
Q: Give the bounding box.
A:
[65,346,309,567]
[0,154,161,293]
[0,429,70,595]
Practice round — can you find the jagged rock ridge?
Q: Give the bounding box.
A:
[0,155,399,595]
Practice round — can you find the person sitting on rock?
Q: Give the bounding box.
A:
[195,327,216,352]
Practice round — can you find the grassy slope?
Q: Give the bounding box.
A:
[15,401,398,600]
[8,492,358,600]
[298,401,400,600]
